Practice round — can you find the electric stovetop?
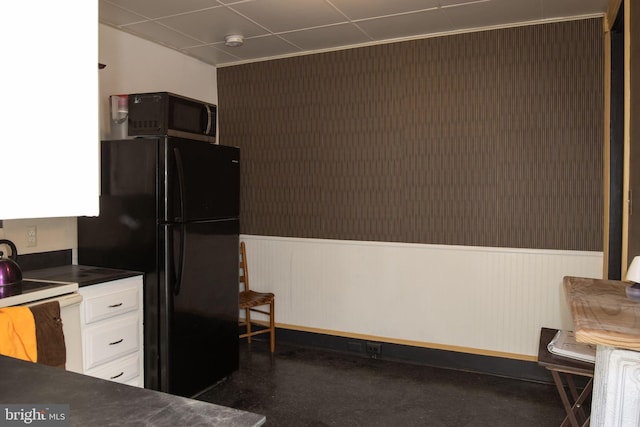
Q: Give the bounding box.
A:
[23,265,141,287]
[0,279,78,308]
[0,265,141,308]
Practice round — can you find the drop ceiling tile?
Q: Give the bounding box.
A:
[184,45,242,65]
[356,9,452,41]
[442,0,541,30]
[438,0,498,6]
[280,23,372,51]
[230,0,347,33]
[102,0,221,19]
[329,0,439,20]
[99,1,147,26]
[123,21,204,49]
[215,0,252,4]
[541,0,610,18]
[217,34,302,60]
[157,7,268,44]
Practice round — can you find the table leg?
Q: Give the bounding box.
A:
[565,373,590,423]
[551,370,581,427]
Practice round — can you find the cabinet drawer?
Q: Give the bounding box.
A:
[83,314,139,370]
[124,377,142,388]
[84,353,140,386]
[83,286,139,324]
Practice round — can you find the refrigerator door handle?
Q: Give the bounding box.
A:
[173,223,186,296]
[173,147,187,295]
[173,147,186,222]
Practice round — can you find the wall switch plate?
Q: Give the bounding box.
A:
[26,226,37,247]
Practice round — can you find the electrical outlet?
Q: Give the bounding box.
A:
[26,226,37,247]
[365,342,382,356]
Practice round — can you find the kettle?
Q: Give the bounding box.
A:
[0,239,22,286]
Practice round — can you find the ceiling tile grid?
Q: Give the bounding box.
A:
[99,0,609,67]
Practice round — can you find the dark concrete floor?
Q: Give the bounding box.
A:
[197,341,567,426]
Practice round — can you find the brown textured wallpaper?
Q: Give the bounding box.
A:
[218,19,603,251]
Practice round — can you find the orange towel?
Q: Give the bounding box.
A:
[0,306,37,362]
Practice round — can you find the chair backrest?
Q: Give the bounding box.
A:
[239,241,250,293]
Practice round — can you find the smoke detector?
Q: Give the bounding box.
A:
[225,35,244,47]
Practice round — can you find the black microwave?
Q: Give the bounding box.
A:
[128,92,216,142]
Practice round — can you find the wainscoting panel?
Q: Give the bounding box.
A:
[240,235,603,359]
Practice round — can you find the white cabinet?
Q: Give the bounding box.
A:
[0,3,98,220]
[78,276,144,387]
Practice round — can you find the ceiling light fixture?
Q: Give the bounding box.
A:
[225,34,244,47]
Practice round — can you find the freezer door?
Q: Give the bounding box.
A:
[162,138,239,223]
[159,218,239,397]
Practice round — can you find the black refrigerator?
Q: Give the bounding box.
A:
[78,136,240,397]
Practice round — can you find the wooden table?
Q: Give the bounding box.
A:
[563,276,640,426]
[563,276,640,349]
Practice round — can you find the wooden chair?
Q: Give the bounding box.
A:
[239,241,275,352]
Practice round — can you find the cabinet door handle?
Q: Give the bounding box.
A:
[110,372,124,379]
[109,339,124,345]
[108,302,123,308]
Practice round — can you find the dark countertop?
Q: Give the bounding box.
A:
[0,356,265,426]
[23,265,142,287]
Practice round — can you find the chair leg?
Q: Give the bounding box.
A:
[245,308,252,343]
[269,300,275,353]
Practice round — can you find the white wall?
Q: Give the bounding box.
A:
[242,235,604,359]
[0,218,77,256]
[1,25,218,257]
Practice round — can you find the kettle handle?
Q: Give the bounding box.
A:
[0,239,18,261]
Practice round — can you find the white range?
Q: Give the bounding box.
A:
[0,279,83,372]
